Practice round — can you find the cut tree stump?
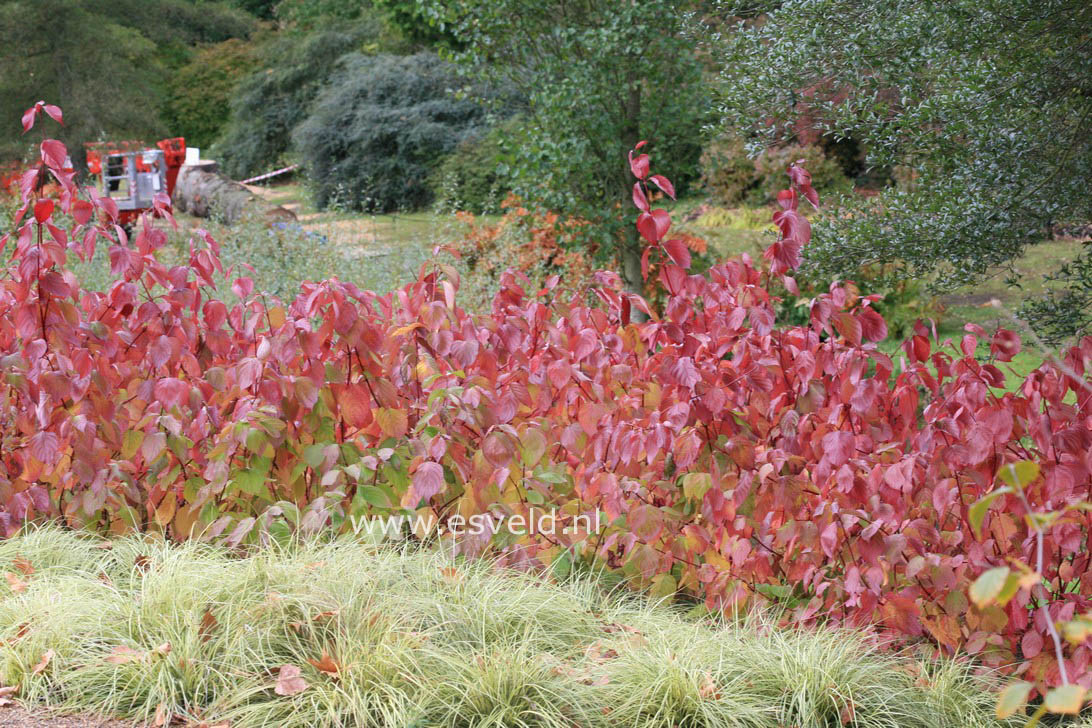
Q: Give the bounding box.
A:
[172,162,296,225]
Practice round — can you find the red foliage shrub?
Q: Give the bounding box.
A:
[4,105,1092,698]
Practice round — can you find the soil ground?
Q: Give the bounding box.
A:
[0,705,135,728]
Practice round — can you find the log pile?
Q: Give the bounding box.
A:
[172,161,296,225]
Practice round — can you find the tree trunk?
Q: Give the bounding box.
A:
[620,76,644,297]
[172,163,296,226]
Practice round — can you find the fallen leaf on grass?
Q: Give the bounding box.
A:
[274,665,308,696]
[698,672,721,700]
[105,646,142,664]
[308,652,341,678]
[154,702,167,726]
[199,608,218,643]
[31,649,54,674]
[11,557,33,577]
[5,573,27,593]
[0,685,16,708]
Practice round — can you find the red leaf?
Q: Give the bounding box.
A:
[40,140,67,170]
[833,312,862,346]
[154,378,190,409]
[33,200,54,223]
[21,105,37,132]
[649,174,675,200]
[413,461,445,502]
[483,431,514,467]
[990,329,1021,362]
[72,200,93,226]
[42,104,63,125]
[628,151,650,180]
[632,182,649,212]
[662,239,691,269]
[28,431,60,465]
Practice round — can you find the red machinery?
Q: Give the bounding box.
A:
[85,137,186,226]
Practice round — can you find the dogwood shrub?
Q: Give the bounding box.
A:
[3,105,1092,707]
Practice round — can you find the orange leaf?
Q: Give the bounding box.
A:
[307,652,341,678]
[11,557,33,577]
[31,649,54,674]
[105,646,142,664]
[5,574,26,594]
[199,609,218,643]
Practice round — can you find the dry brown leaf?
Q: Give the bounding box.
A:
[105,646,143,664]
[274,665,308,696]
[307,652,341,678]
[0,685,16,706]
[154,702,168,727]
[5,622,29,646]
[31,649,54,674]
[0,686,16,698]
[312,610,339,621]
[584,641,619,662]
[97,571,114,586]
[152,642,172,658]
[199,609,218,643]
[93,541,114,550]
[134,555,151,573]
[698,672,721,700]
[5,573,26,593]
[440,566,461,583]
[11,557,33,577]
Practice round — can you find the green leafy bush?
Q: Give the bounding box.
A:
[698,136,754,205]
[749,143,852,205]
[430,118,520,214]
[163,38,259,149]
[1018,246,1092,347]
[700,136,851,206]
[293,52,489,212]
[212,16,389,179]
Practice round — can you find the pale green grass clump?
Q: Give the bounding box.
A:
[0,527,1012,727]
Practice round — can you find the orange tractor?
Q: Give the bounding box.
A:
[85,137,186,226]
[2,138,186,227]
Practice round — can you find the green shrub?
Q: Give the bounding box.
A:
[163,38,259,149]
[700,136,852,206]
[430,118,520,215]
[1018,245,1092,347]
[212,16,390,179]
[749,143,852,205]
[698,136,755,205]
[293,52,490,213]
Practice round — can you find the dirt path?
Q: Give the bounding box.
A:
[0,705,135,728]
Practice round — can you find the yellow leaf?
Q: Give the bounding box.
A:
[995,681,1032,719]
[268,305,286,329]
[1044,684,1086,714]
[969,566,1010,609]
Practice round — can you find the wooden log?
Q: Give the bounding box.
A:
[172,164,296,225]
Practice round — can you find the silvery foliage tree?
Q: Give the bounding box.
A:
[715,0,1092,339]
